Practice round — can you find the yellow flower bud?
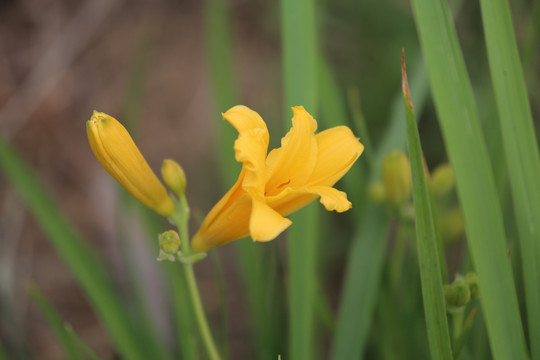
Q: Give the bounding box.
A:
[87,111,175,217]
[382,151,412,206]
[368,181,386,203]
[161,159,187,197]
[431,163,455,197]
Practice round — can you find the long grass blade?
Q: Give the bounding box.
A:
[330,203,389,360]
[0,137,160,360]
[409,0,528,357]
[29,286,84,360]
[317,57,366,212]
[204,1,282,358]
[402,53,453,360]
[281,0,318,358]
[0,344,7,360]
[64,325,104,360]
[478,0,540,357]
[331,53,430,360]
[204,0,239,184]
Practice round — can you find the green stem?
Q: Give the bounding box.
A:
[172,195,222,360]
[183,263,221,360]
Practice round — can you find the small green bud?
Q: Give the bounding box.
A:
[445,277,471,314]
[465,272,480,299]
[431,163,454,197]
[157,230,181,262]
[368,181,386,203]
[382,151,412,206]
[161,159,187,197]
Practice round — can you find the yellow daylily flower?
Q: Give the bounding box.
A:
[191,105,364,252]
[87,111,175,217]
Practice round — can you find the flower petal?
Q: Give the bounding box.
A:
[266,185,351,216]
[193,106,275,252]
[308,185,352,212]
[191,191,252,252]
[223,106,269,196]
[264,106,318,196]
[250,198,292,241]
[307,126,364,187]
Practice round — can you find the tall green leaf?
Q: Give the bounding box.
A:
[331,203,389,360]
[29,286,84,360]
[281,0,318,358]
[204,0,239,185]
[402,55,453,360]
[317,57,366,209]
[30,289,105,360]
[409,0,528,357]
[479,0,540,357]
[331,55,430,360]
[0,343,8,360]
[204,0,282,358]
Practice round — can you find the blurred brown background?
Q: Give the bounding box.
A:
[0,0,285,358]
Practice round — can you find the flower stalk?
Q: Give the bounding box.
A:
[87,111,221,360]
[170,194,221,360]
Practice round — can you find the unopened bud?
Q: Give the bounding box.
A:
[465,272,480,299]
[161,159,187,197]
[431,163,455,197]
[87,112,174,216]
[439,207,465,243]
[157,230,181,262]
[445,277,470,314]
[382,151,412,206]
[368,181,386,203]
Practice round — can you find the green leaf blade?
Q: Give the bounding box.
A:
[281,0,318,358]
[409,0,529,357]
[479,0,540,357]
[30,286,84,360]
[402,57,453,360]
[204,1,283,358]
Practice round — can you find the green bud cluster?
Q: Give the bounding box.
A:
[444,272,480,314]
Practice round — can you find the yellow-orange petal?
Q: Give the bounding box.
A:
[307,186,351,212]
[266,184,351,217]
[191,191,292,252]
[191,192,252,252]
[308,126,364,187]
[86,112,174,216]
[193,106,273,252]
[223,106,269,196]
[223,105,269,136]
[249,197,292,241]
[264,106,318,196]
[266,188,318,217]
